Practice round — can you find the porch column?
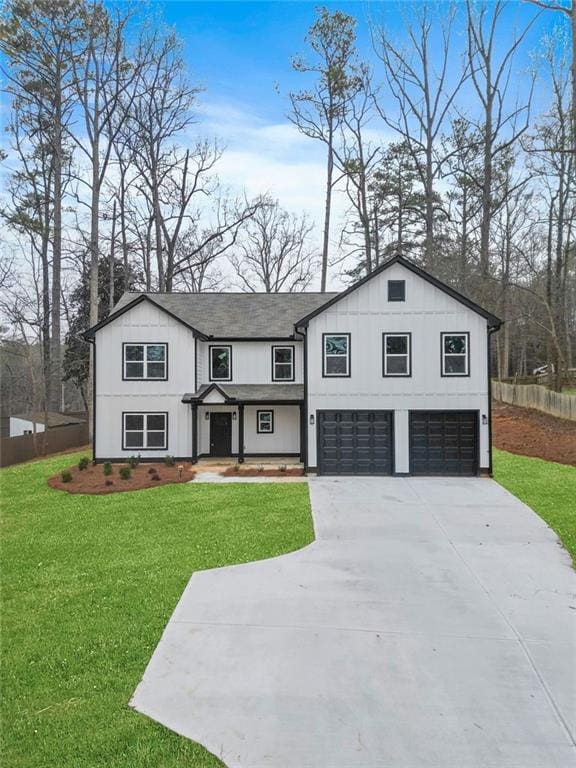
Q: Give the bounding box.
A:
[299,402,306,463]
[191,404,198,464]
[238,404,245,463]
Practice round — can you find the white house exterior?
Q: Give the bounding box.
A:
[85,256,501,476]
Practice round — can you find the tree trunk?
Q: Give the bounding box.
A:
[50,69,63,413]
[321,128,334,292]
[109,199,117,314]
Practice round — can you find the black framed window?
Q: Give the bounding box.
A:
[272,346,294,381]
[209,345,232,381]
[123,343,167,380]
[123,412,167,450]
[441,333,470,376]
[257,410,274,434]
[323,333,350,377]
[383,333,411,376]
[388,280,405,302]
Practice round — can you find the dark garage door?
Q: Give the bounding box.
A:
[409,411,478,476]
[317,410,393,475]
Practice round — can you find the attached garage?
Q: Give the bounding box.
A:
[409,411,478,476]
[317,410,393,475]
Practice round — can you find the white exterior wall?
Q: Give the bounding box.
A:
[306,262,491,471]
[196,341,303,385]
[244,405,300,454]
[94,301,194,459]
[10,417,45,437]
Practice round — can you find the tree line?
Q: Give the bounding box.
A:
[0,0,574,427]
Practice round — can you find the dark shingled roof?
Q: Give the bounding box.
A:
[11,411,86,428]
[182,384,304,403]
[112,292,338,339]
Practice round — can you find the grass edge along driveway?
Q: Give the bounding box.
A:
[493,448,576,566]
[1,452,314,768]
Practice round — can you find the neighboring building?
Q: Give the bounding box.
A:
[9,412,86,437]
[84,255,501,476]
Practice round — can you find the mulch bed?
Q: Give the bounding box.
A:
[492,401,576,466]
[221,466,305,477]
[48,461,196,494]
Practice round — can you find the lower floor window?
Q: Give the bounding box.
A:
[257,410,274,434]
[123,412,167,450]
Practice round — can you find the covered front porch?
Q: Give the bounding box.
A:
[182,384,305,464]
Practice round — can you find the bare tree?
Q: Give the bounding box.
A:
[288,7,361,291]
[230,199,318,292]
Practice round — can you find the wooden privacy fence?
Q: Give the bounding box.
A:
[0,423,89,468]
[492,381,576,422]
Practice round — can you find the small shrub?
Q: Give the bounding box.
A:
[105,479,113,487]
[78,456,90,471]
[278,464,287,473]
[232,463,241,473]
[103,462,113,476]
[148,466,157,475]
[164,455,175,467]
[119,466,131,480]
[151,473,161,481]
[61,470,72,483]
[127,456,139,469]
[257,464,264,473]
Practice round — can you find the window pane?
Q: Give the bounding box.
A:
[125,414,144,430]
[274,363,292,380]
[274,348,292,364]
[147,362,165,379]
[325,336,348,355]
[326,356,347,375]
[444,335,466,354]
[147,414,166,431]
[125,431,143,447]
[386,335,407,355]
[125,345,144,361]
[147,345,165,362]
[387,356,408,375]
[444,355,466,374]
[147,431,166,448]
[125,362,144,378]
[258,412,272,432]
[211,348,230,378]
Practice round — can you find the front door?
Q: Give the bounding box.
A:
[210,412,232,457]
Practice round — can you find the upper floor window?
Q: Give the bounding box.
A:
[272,346,294,381]
[388,280,405,302]
[323,333,350,377]
[383,333,411,377]
[210,345,232,381]
[123,412,167,450]
[441,333,469,376]
[123,343,167,380]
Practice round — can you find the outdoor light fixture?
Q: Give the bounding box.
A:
[205,411,210,420]
[482,414,488,425]
[309,414,315,425]
[232,412,237,420]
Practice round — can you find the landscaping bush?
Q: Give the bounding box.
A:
[61,470,72,483]
[147,466,157,475]
[151,474,161,481]
[103,462,113,476]
[119,466,131,481]
[164,455,175,467]
[105,479,113,487]
[278,464,287,473]
[127,456,140,469]
[78,456,90,471]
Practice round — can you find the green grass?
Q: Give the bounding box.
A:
[1,452,314,768]
[493,449,576,565]
[562,386,576,395]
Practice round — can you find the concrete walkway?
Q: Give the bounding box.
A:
[131,477,576,768]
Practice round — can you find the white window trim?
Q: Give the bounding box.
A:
[383,333,411,377]
[323,333,350,377]
[441,333,469,376]
[272,346,294,381]
[123,343,167,380]
[122,412,167,451]
[209,345,232,382]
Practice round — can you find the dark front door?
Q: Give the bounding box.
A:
[409,411,478,476]
[210,412,232,457]
[317,410,394,475]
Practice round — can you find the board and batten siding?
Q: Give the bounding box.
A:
[94,300,194,459]
[305,262,491,472]
[196,340,303,384]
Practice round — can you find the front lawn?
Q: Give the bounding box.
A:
[493,449,576,565]
[1,452,314,768]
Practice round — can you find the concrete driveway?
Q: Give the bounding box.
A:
[131,477,576,768]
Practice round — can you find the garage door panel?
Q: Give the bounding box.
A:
[409,411,478,476]
[318,410,393,476]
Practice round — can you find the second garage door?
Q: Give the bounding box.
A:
[317,410,393,475]
[409,411,478,476]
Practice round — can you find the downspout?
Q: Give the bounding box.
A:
[296,324,308,470]
[88,336,96,463]
[487,324,500,477]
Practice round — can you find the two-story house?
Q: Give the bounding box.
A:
[84,255,501,476]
